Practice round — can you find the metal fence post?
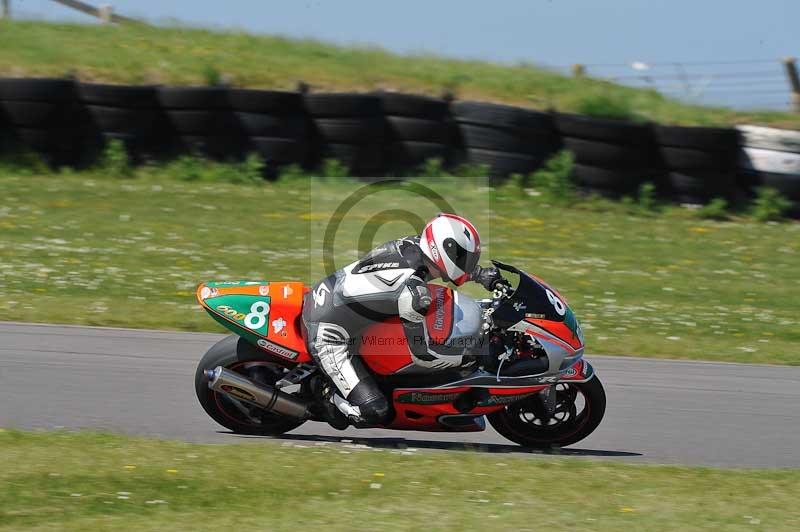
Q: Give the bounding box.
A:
[98,4,113,24]
[783,57,800,113]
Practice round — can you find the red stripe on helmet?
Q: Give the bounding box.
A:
[439,213,481,252]
[424,222,447,273]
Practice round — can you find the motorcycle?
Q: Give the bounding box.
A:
[194,261,605,448]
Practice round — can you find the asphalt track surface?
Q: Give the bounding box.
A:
[1,321,798,468]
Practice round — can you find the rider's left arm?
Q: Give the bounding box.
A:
[471,265,508,291]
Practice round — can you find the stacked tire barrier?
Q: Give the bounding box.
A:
[655,126,740,204]
[555,113,662,197]
[452,101,560,180]
[378,92,454,171]
[158,86,244,160]
[230,89,310,171]
[737,125,800,214]
[0,78,84,166]
[305,93,386,175]
[1,77,799,213]
[78,83,166,161]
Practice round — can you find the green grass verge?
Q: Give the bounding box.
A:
[0,20,798,127]
[0,429,798,531]
[1,170,798,365]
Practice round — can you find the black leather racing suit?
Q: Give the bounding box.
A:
[302,236,499,425]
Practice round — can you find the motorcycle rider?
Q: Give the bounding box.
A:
[302,213,507,428]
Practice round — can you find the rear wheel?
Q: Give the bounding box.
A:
[488,377,606,449]
[194,335,306,436]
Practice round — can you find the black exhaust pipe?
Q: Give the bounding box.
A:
[205,366,310,419]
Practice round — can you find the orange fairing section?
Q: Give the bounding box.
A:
[525,319,583,351]
[196,281,312,363]
[260,282,311,362]
[359,318,415,375]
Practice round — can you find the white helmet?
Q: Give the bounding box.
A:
[419,213,481,286]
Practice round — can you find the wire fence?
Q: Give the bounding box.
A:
[554,59,793,112]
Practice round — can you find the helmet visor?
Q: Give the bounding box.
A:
[442,237,480,280]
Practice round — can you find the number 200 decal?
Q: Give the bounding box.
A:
[217,302,271,331]
[216,305,246,322]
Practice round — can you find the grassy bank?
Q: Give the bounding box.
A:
[0,20,797,127]
[1,429,798,531]
[0,169,798,364]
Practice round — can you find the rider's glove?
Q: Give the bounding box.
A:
[472,265,508,291]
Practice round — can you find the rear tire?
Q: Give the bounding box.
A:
[488,377,606,449]
[195,335,306,436]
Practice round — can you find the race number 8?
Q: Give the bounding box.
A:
[545,289,566,316]
[245,301,270,330]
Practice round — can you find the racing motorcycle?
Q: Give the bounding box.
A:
[194,261,605,448]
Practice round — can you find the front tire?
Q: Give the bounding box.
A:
[488,376,606,449]
[195,335,306,436]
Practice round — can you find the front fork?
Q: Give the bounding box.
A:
[536,385,558,417]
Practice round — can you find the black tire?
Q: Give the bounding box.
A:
[86,105,161,134]
[386,116,454,143]
[304,93,382,117]
[158,86,229,110]
[577,186,625,199]
[465,148,546,177]
[458,123,559,153]
[0,101,76,127]
[235,112,308,138]
[564,137,656,168]
[177,135,242,159]
[227,89,304,113]
[0,77,76,102]
[246,137,309,164]
[4,127,80,165]
[488,377,606,449]
[375,92,450,119]
[572,163,651,191]
[655,125,739,150]
[660,146,736,171]
[195,335,306,436]
[81,132,165,163]
[96,132,149,155]
[451,101,554,131]
[669,171,737,203]
[751,172,800,200]
[165,110,241,135]
[554,112,654,145]
[313,117,385,143]
[77,83,159,108]
[319,142,384,173]
[388,141,450,167]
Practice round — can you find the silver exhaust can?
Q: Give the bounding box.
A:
[205,366,309,419]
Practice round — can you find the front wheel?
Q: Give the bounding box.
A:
[195,335,306,436]
[487,376,606,449]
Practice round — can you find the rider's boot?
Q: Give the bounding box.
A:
[322,392,350,430]
[310,376,349,430]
